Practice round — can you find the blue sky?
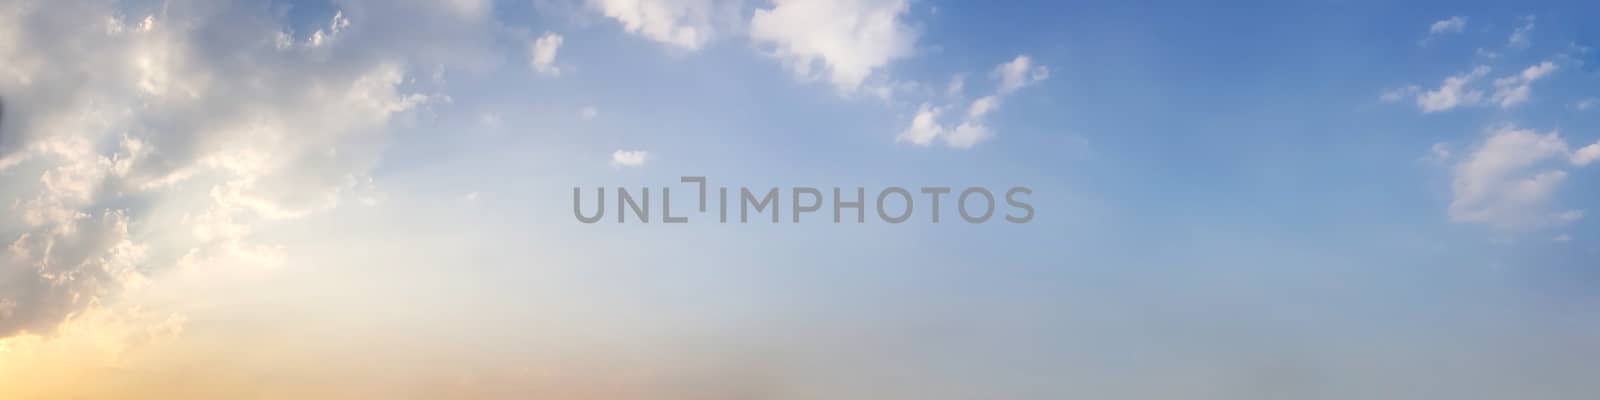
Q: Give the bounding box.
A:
[2,0,1600,398]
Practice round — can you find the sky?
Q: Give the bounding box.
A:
[1,0,1600,398]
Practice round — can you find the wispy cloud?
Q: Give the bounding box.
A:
[1396,61,1556,112]
[1417,66,1489,112]
[897,55,1049,149]
[1489,61,1557,108]
[1508,16,1535,48]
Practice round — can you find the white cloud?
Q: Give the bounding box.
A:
[531,32,564,76]
[581,105,600,120]
[993,55,1050,94]
[895,103,945,146]
[1422,142,1452,164]
[943,121,992,149]
[307,11,351,47]
[1379,85,1420,103]
[1429,16,1466,35]
[967,95,1000,119]
[1417,66,1489,112]
[1396,62,1556,112]
[1489,61,1556,108]
[749,0,917,94]
[897,55,1047,149]
[1509,16,1535,48]
[611,149,649,168]
[944,74,965,98]
[1572,143,1600,166]
[0,0,490,339]
[1448,125,1593,230]
[1554,210,1585,224]
[1571,98,1596,111]
[479,112,503,128]
[588,0,727,50]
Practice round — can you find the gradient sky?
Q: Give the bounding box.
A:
[2,0,1600,398]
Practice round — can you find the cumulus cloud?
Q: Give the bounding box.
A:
[1448,125,1593,230]
[588,0,732,50]
[1429,16,1467,36]
[611,149,649,167]
[897,55,1047,149]
[531,32,564,76]
[749,0,917,94]
[0,0,488,339]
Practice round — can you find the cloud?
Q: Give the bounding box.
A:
[581,105,600,120]
[1509,16,1535,48]
[749,0,917,94]
[1572,142,1600,166]
[944,74,965,98]
[1448,125,1592,230]
[1429,16,1467,35]
[993,55,1050,94]
[1489,61,1556,108]
[531,32,564,76]
[0,0,487,339]
[307,11,352,48]
[611,149,649,167]
[966,95,1000,119]
[444,0,493,19]
[1395,62,1556,112]
[1554,210,1585,224]
[895,103,945,146]
[479,112,503,128]
[1379,85,1420,103]
[897,55,1047,149]
[942,121,993,149]
[1417,66,1489,112]
[1574,98,1598,111]
[1421,142,1452,164]
[588,0,730,50]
